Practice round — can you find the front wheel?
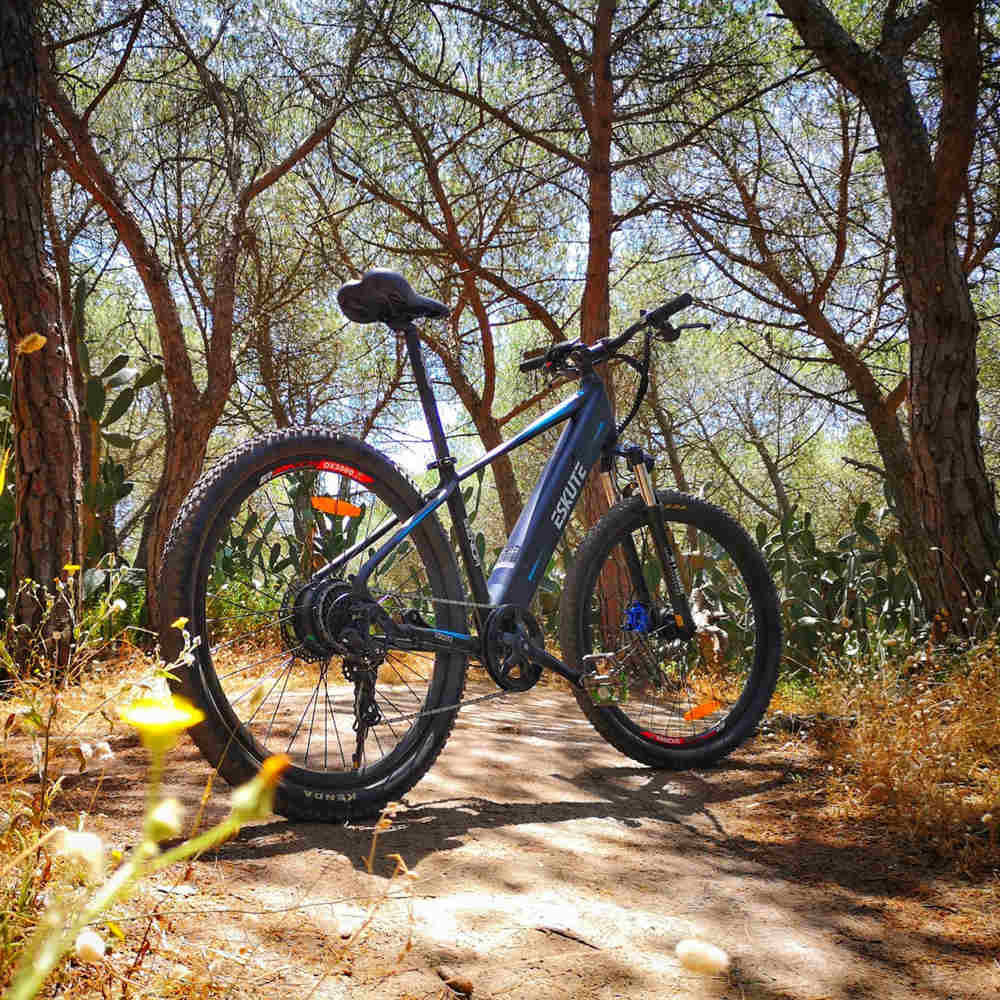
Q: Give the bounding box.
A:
[560,491,781,768]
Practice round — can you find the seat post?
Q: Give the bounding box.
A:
[401,323,453,469]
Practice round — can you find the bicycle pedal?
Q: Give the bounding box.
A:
[582,675,625,704]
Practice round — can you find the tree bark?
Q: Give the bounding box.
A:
[776,0,1000,625]
[475,417,523,536]
[40,25,357,629]
[579,0,616,534]
[0,0,82,669]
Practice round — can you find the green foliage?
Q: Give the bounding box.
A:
[82,354,161,453]
[83,458,134,524]
[758,503,921,673]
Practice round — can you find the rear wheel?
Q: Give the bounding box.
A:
[560,491,781,767]
[159,427,467,821]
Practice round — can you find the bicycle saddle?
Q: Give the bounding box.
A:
[337,270,449,329]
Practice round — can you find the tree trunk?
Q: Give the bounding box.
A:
[902,225,995,619]
[142,414,218,629]
[776,0,1000,627]
[579,0,616,534]
[859,7,997,622]
[0,0,82,670]
[477,418,523,536]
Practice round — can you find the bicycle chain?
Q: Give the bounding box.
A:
[370,588,538,726]
[374,686,531,726]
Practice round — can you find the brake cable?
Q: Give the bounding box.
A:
[613,329,652,437]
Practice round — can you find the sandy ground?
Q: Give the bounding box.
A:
[28,680,1000,999]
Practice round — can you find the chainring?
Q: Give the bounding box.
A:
[483,604,544,692]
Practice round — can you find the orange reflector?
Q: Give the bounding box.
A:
[311,496,361,517]
[683,699,721,722]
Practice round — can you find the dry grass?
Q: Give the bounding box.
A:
[820,635,1000,873]
[1,634,434,1000]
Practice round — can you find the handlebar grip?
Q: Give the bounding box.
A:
[644,293,693,327]
[519,348,547,373]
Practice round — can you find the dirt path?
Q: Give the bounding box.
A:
[58,681,999,999]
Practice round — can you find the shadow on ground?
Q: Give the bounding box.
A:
[44,684,1000,999]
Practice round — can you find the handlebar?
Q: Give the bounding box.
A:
[518,292,694,375]
[519,347,548,373]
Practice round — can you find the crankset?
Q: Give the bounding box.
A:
[483,604,545,692]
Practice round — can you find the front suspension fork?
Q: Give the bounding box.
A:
[621,449,696,639]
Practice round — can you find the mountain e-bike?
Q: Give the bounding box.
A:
[159,270,782,821]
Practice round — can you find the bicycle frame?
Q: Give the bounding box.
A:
[314,325,614,667]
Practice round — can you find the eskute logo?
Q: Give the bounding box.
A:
[552,461,587,530]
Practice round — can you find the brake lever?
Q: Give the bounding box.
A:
[654,320,710,343]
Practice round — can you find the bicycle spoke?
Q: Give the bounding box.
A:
[185,435,470,805]
[264,661,295,747]
[210,616,292,656]
[217,645,296,684]
[322,673,348,770]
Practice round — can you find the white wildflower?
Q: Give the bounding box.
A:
[230,780,271,822]
[74,929,106,964]
[52,828,105,881]
[110,598,127,614]
[148,797,184,841]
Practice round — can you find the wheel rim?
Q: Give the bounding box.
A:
[192,454,452,783]
[582,510,763,747]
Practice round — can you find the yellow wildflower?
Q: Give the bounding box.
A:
[118,695,204,754]
[15,333,47,354]
[63,564,81,575]
[258,753,291,788]
[230,755,291,823]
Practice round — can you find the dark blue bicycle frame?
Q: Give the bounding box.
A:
[316,325,614,665]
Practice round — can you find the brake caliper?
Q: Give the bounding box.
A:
[623,601,650,634]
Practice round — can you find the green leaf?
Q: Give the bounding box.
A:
[85,378,106,421]
[82,567,107,600]
[101,432,134,449]
[105,367,138,389]
[134,363,164,390]
[101,388,134,427]
[100,354,130,379]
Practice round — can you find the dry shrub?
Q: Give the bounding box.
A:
[823,636,1000,871]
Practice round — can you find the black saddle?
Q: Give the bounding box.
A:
[337,270,449,329]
